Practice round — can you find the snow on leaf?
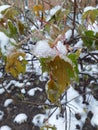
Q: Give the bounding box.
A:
[1,7,19,20]
[82,9,98,23]
[14,113,28,124]
[0,5,10,18]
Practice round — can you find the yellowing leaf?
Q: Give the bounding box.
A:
[46,56,75,103]
[33,4,43,16]
[5,51,27,78]
[48,56,74,93]
[46,79,60,103]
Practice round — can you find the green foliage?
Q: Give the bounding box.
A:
[7,20,17,37]
[82,30,98,49]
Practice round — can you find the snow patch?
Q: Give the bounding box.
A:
[4,99,13,107]
[27,87,43,96]
[14,113,28,124]
[0,125,12,130]
[32,114,46,127]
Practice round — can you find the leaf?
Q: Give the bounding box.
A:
[46,56,75,103]
[82,9,98,23]
[33,4,43,16]
[7,20,17,37]
[46,79,60,103]
[82,30,95,48]
[5,51,27,78]
[40,57,52,73]
[1,7,19,20]
[68,51,80,82]
[17,20,25,35]
[50,24,61,39]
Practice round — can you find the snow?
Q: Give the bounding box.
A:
[4,99,13,107]
[32,86,98,130]
[27,87,43,96]
[32,114,47,127]
[0,32,16,56]
[46,5,61,21]
[0,110,4,121]
[84,6,96,13]
[0,125,12,130]
[88,22,98,33]
[32,40,56,58]
[13,113,28,124]
[65,29,78,42]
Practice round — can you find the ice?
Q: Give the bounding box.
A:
[13,113,28,124]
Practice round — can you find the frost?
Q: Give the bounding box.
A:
[0,125,12,130]
[14,113,28,124]
[0,110,4,121]
[4,99,13,107]
[27,87,43,96]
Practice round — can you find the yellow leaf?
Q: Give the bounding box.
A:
[46,79,60,103]
[5,51,27,78]
[33,4,43,16]
[48,56,74,93]
[46,56,75,103]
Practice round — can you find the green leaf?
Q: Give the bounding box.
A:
[8,20,17,37]
[39,57,52,72]
[68,52,80,82]
[82,30,95,48]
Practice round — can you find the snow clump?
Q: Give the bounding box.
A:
[0,125,12,130]
[4,99,13,107]
[13,113,28,124]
